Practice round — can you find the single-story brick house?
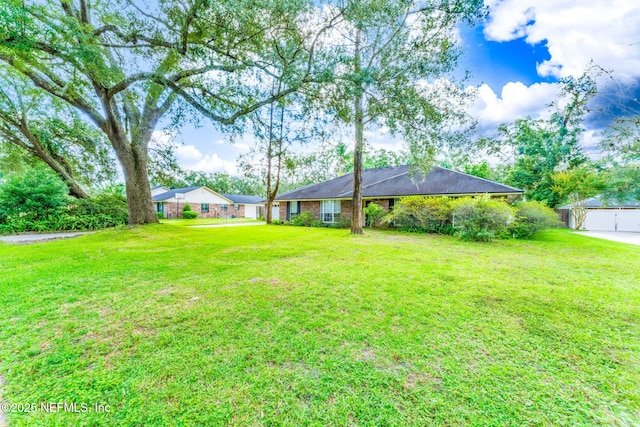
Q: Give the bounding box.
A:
[151,186,264,219]
[274,165,524,223]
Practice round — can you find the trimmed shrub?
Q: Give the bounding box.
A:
[364,203,385,227]
[451,196,515,242]
[157,211,164,219]
[383,196,453,234]
[183,204,192,212]
[182,210,198,219]
[292,211,314,227]
[333,215,352,229]
[509,200,560,239]
[271,219,282,225]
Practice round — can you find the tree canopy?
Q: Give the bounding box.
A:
[0,0,324,223]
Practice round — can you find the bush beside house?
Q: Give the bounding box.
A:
[383,196,558,241]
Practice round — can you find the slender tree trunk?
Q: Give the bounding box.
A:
[351,29,364,235]
[265,146,274,224]
[112,139,158,225]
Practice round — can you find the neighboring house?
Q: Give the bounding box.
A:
[557,196,640,232]
[275,165,524,223]
[151,186,264,219]
[151,185,170,197]
[222,194,265,219]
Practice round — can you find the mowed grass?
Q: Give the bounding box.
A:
[160,217,260,226]
[0,225,638,426]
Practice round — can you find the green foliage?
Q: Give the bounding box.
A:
[508,201,561,239]
[156,171,264,197]
[383,196,454,234]
[271,219,282,225]
[384,196,557,241]
[463,161,495,180]
[182,204,192,212]
[601,163,640,203]
[0,194,128,233]
[292,211,314,227]
[482,70,601,207]
[0,168,69,221]
[451,196,515,242]
[157,211,164,219]
[182,211,198,219]
[552,166,607,229]
[363,202,385,227]
[333,215,352,229]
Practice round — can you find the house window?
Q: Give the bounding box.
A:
[221,204,228,211]
[201,203,209,213]
[321,200,341,223]
[234,204,239,211]
[155,203,164,213]
[289,201,299,220]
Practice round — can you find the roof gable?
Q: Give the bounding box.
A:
[275,165,523,201]
[152,186,233,202]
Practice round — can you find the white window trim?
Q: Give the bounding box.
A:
[320,200,341,223]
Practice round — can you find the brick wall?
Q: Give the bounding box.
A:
[277,199,395,223]
[160,202,245,219]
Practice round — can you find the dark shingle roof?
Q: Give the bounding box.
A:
[558,196,640,209]
[152,186,204,201]
[275,165,523,201]
[222,194,264,204]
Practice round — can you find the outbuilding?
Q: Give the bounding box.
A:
[558,196,640,232]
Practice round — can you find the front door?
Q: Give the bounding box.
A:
[271,203,280,220]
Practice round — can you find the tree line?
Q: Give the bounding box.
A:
[0,1,637,234]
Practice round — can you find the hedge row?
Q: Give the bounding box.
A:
[0,196,129,233]
[383,196,559,241]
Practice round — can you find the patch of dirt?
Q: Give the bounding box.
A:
[404,372,444,392]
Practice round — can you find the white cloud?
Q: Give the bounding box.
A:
[471,81,560,127]
[174,144,237,174]
[484,0,640,83]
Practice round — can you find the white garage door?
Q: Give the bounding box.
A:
[616,210,640,232]
[583,209,640,232]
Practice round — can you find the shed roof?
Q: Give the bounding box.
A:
[275,165,523,201]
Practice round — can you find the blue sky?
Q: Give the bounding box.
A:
[166,1,640,174]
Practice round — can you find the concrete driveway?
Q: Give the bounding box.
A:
[575,231,640,246]
[0,231,93,244]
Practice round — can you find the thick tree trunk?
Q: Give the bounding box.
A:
[351,29,364,235]
[113,140,158,225]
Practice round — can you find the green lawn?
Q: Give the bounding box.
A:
[160,217,261,226]
[0,226,638,426]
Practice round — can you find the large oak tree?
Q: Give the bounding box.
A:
[0,0,319,223]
